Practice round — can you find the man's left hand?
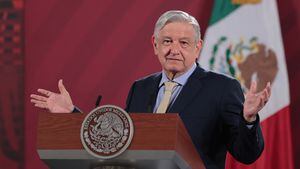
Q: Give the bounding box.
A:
[243,81,271,123]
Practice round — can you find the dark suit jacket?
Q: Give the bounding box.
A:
[125,66,264,169]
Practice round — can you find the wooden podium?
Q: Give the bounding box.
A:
[37,112,205,169]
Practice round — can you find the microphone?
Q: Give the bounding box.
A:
[95,95,102,108]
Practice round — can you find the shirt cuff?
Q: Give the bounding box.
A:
[243,115,260,129]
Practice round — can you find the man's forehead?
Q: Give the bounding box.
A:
[158,28,195,40]
[158,22,194,34]
[159,35,193,41]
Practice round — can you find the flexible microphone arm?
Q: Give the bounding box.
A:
[95,95,102,108]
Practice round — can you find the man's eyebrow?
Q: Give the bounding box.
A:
[160,37,191,40]
[179,37,192,41]
[160,36,172,39]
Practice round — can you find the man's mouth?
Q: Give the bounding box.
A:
[166,58,183,61]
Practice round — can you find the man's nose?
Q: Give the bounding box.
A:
[170,42,180,54]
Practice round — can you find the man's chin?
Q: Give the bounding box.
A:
[163,66,184,76]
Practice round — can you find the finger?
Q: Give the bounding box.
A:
[37,88,53,97]
[259,96,265,108]
[254,82,271,97]
[58,79,68,95]
[34,103,48,109]
[249,81,257,94]
[260,82,271,103]
[30,99,46,105]
[30,94,48,102]
[262,89,269,103]
[266,82,271,99]
[264,88,270,103]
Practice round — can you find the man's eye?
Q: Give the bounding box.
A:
[163,39,172,45]
[180,41,189,47]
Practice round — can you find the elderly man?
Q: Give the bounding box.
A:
[31,10,270,169]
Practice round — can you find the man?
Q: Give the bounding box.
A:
[31,10,270,169]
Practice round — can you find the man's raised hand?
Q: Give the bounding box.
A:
[30,79,74,113]
[243,81,271,122]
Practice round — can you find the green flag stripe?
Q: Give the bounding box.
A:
[209,0,241,26]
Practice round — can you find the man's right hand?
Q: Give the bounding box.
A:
[30,79,74,113]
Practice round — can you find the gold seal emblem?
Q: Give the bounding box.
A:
[80,105,134,159]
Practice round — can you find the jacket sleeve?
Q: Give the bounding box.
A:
[72,106,83,113]
[221,79,264,164]
[125,81,136,112]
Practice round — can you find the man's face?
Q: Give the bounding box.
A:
[152,22,202,78]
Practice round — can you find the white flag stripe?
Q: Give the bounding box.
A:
[200,0,289,121]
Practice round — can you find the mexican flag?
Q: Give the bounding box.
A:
[199,0,294,168]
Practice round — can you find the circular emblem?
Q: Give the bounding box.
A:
[80,105,134,159]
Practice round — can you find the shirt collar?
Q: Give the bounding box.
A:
[159,63,197,87]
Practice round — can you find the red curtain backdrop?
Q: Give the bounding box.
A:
[278,0,300,167]
[0,0,24,168]
[1,0,299,168]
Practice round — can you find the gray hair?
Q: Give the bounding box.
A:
[154,10,201,42]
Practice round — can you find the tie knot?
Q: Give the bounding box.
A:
[164,81,177,92]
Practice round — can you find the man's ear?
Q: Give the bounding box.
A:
[196,39,203,51]
[151,35,158,55]
[195,39,203,62]
[195,39,203,55]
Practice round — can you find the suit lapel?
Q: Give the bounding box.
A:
[146,73,161,112]
[168,66,207,114]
